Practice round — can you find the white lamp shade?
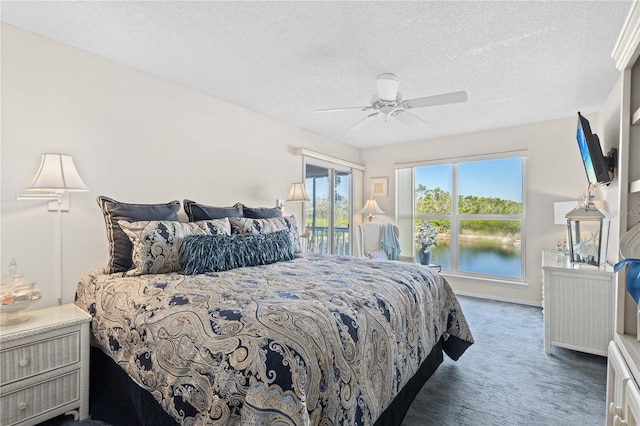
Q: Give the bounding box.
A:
[553,201,579,225]
[24,154,88,193]
[359,198,385,215]
[286,182,310,202]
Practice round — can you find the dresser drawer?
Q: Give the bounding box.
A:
[0,369,80,425]
[1,332,80,386]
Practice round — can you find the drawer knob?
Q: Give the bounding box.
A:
[18,357,30,368]
[17,401,28,411]
[614,414,628,426]
[610,402,623,417]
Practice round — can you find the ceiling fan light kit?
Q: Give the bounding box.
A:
[376,73,399,102]
[316,72,468,133]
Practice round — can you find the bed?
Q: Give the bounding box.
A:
[74,197,474,425]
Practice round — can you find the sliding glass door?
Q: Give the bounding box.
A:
[304,163,351,255]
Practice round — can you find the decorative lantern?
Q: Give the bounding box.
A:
[566,200,611,267]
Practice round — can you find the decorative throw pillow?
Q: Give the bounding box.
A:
[97,196,181,273]
[237,203,283,219]
[118,219,231,275]
[179,230,295,274]
[183,199,243,222]
[282,216,302,253]
[229,216,283,234]
[229,216,301,253]
[195,219,232,236]
[367,249,389,261]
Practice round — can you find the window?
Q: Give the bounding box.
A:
[399,155,525,280]
[304,163,352,255]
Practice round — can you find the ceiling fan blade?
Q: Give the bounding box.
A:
[347,112,380,133]
[315,106,372,113]
[393,110,428,127]
[402,91,468,109]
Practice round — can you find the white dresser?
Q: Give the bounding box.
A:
[0,304,91,426]
[542,250,614,356]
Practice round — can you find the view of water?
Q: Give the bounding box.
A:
[429,239,521,278]
[308,228,522,278]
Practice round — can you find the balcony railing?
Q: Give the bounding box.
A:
[304,226,350,255]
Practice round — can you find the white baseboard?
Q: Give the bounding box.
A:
[454,290,541,308]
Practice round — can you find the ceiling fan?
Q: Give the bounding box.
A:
[316,73,467,132]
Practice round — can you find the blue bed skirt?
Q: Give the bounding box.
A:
[89,339,445,426]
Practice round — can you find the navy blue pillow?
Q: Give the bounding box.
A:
[179,230,294,274]
[97,196,181,273]
[183,200,243,221]
[238,203,283,219]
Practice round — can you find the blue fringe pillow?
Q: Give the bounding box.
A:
[179,229,295,274]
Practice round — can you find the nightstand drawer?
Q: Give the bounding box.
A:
[1,369,80,425]
[0,331,80,386]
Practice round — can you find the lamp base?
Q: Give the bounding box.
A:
[0,312,30,326]
[0,298,40,326]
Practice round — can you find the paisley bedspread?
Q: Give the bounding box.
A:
[75,254,473,425]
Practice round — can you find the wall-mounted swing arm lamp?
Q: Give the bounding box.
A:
[286,182,311,203]
[16,154,88,305]
[17,153,88,207]
[277,182,311,213]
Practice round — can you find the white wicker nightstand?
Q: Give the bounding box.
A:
[0,304,91,426]
[542,250,614,356]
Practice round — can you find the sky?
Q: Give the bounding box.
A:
[415,157,523,202]
[306,157,523,203]
[305,173,350,201]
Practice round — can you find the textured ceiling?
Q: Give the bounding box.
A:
[1,1,632,149]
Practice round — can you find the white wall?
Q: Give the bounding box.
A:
[597,75,622,265]
[361,115,602,305]
[0,24,362,307]
[2,23,622,309]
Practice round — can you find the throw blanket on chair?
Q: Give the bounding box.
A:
[380,223,401,260]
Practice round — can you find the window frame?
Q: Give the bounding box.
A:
[397,151,527,283]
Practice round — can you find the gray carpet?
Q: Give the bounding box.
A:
[44,295,606,426]
[402,295,607,426]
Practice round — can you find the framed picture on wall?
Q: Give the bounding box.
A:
[371,177,388,197]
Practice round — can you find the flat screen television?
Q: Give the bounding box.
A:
[576,112,612,185]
